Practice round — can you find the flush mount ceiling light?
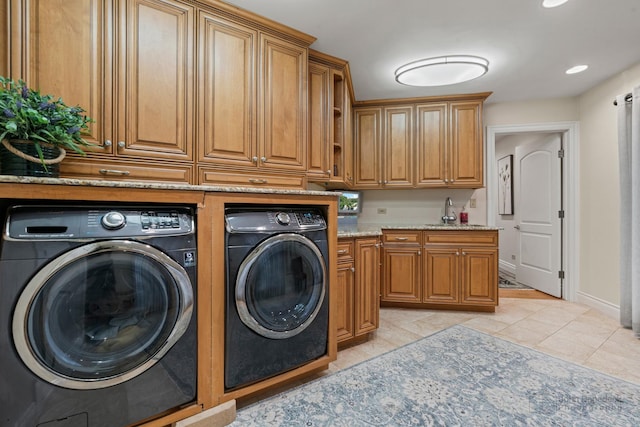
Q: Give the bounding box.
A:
[542,0,569,8]
[394,55,489,87]
[566,64,588,74]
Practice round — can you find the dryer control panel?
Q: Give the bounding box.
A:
[225,208,326,233]
[5,205,194,240]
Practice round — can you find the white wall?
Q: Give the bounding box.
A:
[357,188,477,225]
[576,62,640,305]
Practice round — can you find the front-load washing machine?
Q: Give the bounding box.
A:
[0,204,197,427]
[224,206,329,391]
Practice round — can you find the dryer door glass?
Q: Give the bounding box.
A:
[236,233,326,339]
[12,240,194,390]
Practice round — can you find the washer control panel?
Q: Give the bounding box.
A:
[6,206,194,240]
[226,208,326,233]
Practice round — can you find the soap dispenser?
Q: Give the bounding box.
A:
[460,206,468,224]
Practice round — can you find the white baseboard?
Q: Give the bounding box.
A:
[576,291,620,320]
[499,260,516,277]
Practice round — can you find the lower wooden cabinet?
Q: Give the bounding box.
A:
[336,236,380,345]
[381,231,422,303]
[381,229,499,311]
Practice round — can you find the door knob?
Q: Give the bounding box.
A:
[514,225,521,230]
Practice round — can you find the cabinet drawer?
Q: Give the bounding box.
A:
[198,168,305,189]
[337,240,354,262]
[61,158,194,183]
[424,231,498,246]
[382,231,422,245]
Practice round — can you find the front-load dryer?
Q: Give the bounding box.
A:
[224,206,329,391]
[0,204,197,427]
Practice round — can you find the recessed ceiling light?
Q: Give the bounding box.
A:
[543,0,569,8]
[394,55,489,87]
[566,65,588,74]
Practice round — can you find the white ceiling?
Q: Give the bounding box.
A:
[224,0,640,104]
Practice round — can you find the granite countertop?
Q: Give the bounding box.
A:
[338,223,501,238]
[0,175,338,197]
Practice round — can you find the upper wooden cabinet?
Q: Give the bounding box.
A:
[353,93,490,189]
[307,59,332,180]
[259,34,308,171]
[18,0,194,164]
[353,107,382,188]
[198,24,310,181]
[383,106,414,187]
[307,50,353,186]
[197,11,257,169]
[9,0,315,185]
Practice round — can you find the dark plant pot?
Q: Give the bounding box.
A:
[0,140,61,178]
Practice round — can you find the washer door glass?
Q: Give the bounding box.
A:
[12,240,193,390]
[236,233,326,339]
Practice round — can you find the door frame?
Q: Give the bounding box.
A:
[486,121,580,302]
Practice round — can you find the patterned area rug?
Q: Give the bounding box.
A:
[231,326,640,426]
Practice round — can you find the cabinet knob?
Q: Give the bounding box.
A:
[451,179,455,183]
[350,267,355,273]
[444,179,449,183]
[462,251,466,256]
[103,140,112,147]
[261,156,267,162]
[327,169,332,175]
[418,250,421,255]
[117,141,125,148]
[456,251,460,256]
[252,156,258,163]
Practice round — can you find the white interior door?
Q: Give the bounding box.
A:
[514,134,562,297]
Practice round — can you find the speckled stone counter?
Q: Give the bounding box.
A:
[0,175,338,197]
[338,223,501,238]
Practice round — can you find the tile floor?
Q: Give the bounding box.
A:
[238,294,640,408]
[331,295,640,385]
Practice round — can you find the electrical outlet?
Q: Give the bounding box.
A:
[377,208,387,215]
[470,198,477,208]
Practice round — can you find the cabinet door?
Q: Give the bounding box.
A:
[259,34,307,171]
[342,90,354,186]
[381,246,421,303]
[383,106,414,187]
[197,11,257,168]
[1,1,11,79]
[117,0,194,161]
[354,238,379,336]
[423,247,459,303]
[353,107,382,188]
[460,248,497,305]
[416,103,447,187]
[336,262,355,343]
[307,61,331,180]
[22,0,112,152]
[449,101,483,187]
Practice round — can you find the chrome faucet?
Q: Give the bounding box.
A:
[442,197,457,224]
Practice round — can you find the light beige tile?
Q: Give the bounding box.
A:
[526,306,583,326]
[535,329,599,363]
[462,316,511,334]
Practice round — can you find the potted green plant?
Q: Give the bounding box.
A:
[0,76,94,177]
